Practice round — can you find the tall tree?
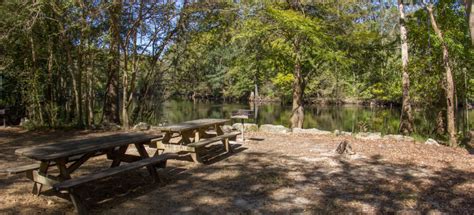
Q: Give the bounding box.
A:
[103,0,122,124]
[265,3,344,128]
[426,3,458,146]
[465,0,474,44]
[398,0,414,134]
[290,35,305,128]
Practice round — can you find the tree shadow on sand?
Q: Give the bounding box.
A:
[1,140,473,214]
[89,145,473,214]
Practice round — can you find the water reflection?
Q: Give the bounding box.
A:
[152,100,472,137]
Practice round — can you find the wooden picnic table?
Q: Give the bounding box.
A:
[152,118,232,162]
[158,118,229,144]
[14,133,162,195]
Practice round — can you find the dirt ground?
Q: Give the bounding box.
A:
[0,127,473,214]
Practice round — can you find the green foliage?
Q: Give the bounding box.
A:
[271,73,294,100]
[0,0,472,136]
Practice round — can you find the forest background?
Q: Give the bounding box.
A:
[0,0,472,146]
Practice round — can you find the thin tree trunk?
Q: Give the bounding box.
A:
[30,34,44,125]
[104,0,121,124]
[464,68,469,131]
[254,82,259,101]
[398,0,414,134]
[121,6,131,129]
[47,39,55,127]
[427,4,457,146]
[84,36,94,126]
[78,1,90,127]
[254,53,259,101]
[290,37,304,129]
[67,46,81,126]
[122,47,129,129]
[465,0,474,45]
[85,59,91,126]
[122,1,144,129]
[77,40,84,127]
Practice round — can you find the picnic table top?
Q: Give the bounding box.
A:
[157,118,229,132]
[15,133,161,161]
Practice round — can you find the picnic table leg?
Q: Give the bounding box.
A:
[179,130,193,144]
[216,124,233,153]
[69,188,87,215]
[194,129,201,142]
[240,119,245,141]
[223,138,233,153]
[190,149,204,164]
[32,161,50,195]
[134,143,158,181]
[56,158,72,180]
[216,123,224,135]
[162,132,172,144]
[110,145,129,167]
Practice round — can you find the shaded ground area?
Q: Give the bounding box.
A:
[0,127,473,214]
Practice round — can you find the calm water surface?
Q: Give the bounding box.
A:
[152,100,472,137]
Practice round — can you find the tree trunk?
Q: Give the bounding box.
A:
[398,0,414,135]
[122,76,129,128]
[66,43,81,126]
[290,37,304,129]
[427,4,457,146]
[103,0,121,124]
[465,0,474,45]
[47,39,56,127]
[85,37,94,126]
[78,2,90,127]
[76,37,84,127]
[29,34,44,125]
[254,82,259,101]
[254,53,260,101]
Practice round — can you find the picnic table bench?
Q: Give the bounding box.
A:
[154,118,240,163]
[12,133,175,214]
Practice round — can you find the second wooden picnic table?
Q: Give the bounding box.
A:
[157,118,229,144]
[152,118,238,163]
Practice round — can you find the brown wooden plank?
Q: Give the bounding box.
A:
[156,119,229,132]
[4,163,40,175]
[4,152,104,175]
[147,136,164,148]
[26,170,60,187]
[156,142,191,153]
[54,153,178,190]
[187,132,240,148]
[15,133,161,161]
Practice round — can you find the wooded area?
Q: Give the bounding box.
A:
[0,0,473,146]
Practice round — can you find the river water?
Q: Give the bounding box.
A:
[150,99,472,138]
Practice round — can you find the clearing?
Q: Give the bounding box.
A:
[0,127,473,214]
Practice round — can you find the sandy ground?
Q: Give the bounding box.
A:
[0,127,473,214]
